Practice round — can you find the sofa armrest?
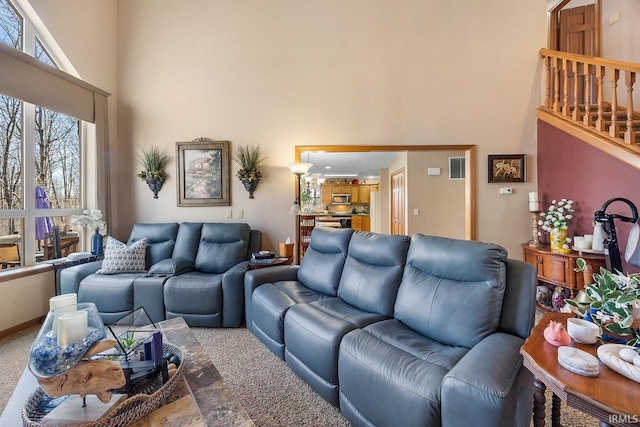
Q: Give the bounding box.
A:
[244,265,300,331]
[221,260,251,327]
[60,261,103,294]
[441,332,532,427]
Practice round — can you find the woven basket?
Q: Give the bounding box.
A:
[22,343,185,427]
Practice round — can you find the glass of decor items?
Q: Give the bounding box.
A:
[29,302,106,377]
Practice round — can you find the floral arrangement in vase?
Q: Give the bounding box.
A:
[566,258,640,346]
[538,198,575,253]
[71,209,106,255]
[71,209,106,231]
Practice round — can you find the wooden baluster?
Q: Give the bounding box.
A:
[553,58,561,112]
[625,71,636,144]
[545,56,553,109]
[595,66,606,131]
[609,68,620,138]
[583,64,593,126]
[562,59,570,116]
[572,61,582,121]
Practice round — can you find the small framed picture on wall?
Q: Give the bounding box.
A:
[488,154,526,183]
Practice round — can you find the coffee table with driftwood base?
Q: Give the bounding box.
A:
[0,316,254,427]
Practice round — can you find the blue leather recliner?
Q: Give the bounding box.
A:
[244,227,536,427]
[60,222,261,327]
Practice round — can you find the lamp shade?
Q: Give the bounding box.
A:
[288,201,302,215]
[288,162,313,176]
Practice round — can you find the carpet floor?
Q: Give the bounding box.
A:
[0,317,601,426]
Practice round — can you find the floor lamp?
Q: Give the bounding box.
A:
[288,162,313,263]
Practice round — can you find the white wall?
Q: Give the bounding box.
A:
[0,268,53,332]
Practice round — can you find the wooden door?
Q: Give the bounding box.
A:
[558,4,596,105]
[390,168,405,235]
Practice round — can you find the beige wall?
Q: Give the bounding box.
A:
[28,0,547,253]
[0,268,54,331]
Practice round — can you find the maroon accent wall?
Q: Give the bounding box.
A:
[537,121,640,273]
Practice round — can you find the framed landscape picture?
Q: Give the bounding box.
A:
[176,138,230,206]
[488,154,526,183]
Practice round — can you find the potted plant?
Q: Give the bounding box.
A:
[136,147,172,199]
[232,144,266,199]
[566,257,640,346]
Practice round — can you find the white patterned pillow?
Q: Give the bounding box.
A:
[96,237,147,274]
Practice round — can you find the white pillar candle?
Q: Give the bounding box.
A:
[529,191,538,202]
[50,294,77,337]
[528,201,540,212]
[49,293,77,312]
[57,310,88,347]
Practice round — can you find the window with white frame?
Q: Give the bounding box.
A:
[0,0,85,267]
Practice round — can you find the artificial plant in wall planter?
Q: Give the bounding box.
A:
[136,147,172,199]
[233,144,266,199]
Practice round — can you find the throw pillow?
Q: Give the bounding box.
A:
[96,237,147,274]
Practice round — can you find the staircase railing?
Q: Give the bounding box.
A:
[539,48,640,149]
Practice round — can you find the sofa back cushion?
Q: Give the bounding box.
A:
[395,234,508,349]
[195,223,251,273]
[173,222,204,263]
[128,223,179,269]
[298,227,354,296]
[337,232,410,317]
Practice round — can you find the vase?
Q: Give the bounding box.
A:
[241,178,260,199]
[91,229,103,256]
[29,302,106,377]
[145,178,164,199]
[550,229,570,254]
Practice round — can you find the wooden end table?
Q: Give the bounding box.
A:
[521,312,640,427]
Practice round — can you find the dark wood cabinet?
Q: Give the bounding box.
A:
[522,244,607,312]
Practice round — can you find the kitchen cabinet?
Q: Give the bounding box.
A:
[351,215,370,232]
[321,185,332,206]
[352,185,372,204]
[521,244,606,312]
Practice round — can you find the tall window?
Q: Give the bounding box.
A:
[0,0,83,267]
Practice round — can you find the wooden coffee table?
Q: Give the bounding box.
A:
[0,317,254,427]
[521,312,640,427]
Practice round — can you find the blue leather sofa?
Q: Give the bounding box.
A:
[60,222,261,327]
[244,227,536,427]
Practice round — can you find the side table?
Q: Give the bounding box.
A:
[49,255,103,295]
[520,312,640,427]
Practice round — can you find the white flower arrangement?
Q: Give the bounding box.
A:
[71,209,106,232]
[538,199,575,250]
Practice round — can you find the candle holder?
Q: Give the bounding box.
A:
[29,302,106,378]
[528,210,543,247]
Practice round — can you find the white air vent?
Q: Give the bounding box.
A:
[449,157,465,180]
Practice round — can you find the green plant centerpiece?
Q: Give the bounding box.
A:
[233,144,266,199]
[566,258,640,346]
[136,147,172,198]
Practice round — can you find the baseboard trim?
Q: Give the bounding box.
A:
[0,317,41,340]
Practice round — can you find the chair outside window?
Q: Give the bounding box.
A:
[0,244,21,269]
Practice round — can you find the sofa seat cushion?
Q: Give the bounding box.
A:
[78,273,138,323]
[338,321,468,427]
[283,299,387,406]
[163,272,223,327]
[251,281,331,359]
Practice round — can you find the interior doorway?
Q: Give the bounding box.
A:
[390,168,405,235]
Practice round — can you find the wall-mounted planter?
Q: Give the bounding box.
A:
[242,178,260,199]
[146,178,164,199]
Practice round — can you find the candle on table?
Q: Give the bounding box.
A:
[528,191,539,212]
[50,293,77,336]
[57,310,88,347]
[49,293,77,312]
